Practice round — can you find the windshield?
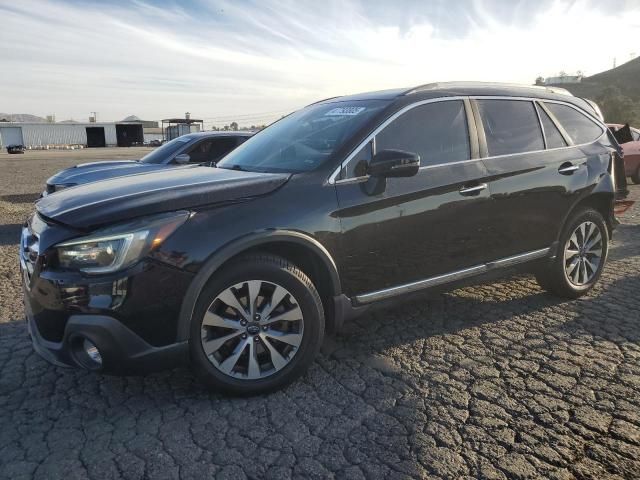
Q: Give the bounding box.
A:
[217,100,389,173]
[140,136,191,164]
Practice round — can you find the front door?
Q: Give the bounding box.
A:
[334,99,496,299]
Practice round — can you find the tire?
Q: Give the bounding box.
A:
[631,167,640,185]
[535,208,609,299]
[189,254,324,395]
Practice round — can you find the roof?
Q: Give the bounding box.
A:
[183,131,254,138]
[316,81,598,117]
[319,82,577,104]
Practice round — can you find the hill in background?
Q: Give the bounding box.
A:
[549,57,640,126]
[0,113,47,123]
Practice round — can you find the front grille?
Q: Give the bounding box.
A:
[22,226,69,342]
[46,184,56,194]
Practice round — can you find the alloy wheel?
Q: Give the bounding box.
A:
[200,280,304,380]
[563,221,603,286]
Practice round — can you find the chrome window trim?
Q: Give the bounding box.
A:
[535,100,573,148]
[534,102,548,149]
[353,247,550,305]
[329,95,607,185]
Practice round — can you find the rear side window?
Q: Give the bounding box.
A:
[477,100,544,156]
[375,100,470,167]
[544,103,603,145]
[537,105,567,149]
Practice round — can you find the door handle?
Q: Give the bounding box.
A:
[459,183,488,195]
[558,163,580,175]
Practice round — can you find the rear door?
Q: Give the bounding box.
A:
[334,98,497,298]
[475,97,605,259]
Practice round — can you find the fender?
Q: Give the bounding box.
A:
[176,230,341,341]
[557,171,615,245]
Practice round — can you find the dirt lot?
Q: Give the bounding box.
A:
[1,150,639,479]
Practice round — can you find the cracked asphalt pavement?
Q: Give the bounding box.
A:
[1,150,639,479]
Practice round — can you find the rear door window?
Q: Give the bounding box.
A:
[186,137,238,163]
[476,100,544,156]
[208,137,239,162]
[544,103,604,145]
[374,100,470,168]
[536,105,567,149]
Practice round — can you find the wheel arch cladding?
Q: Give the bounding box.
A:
[562,189,615,241]
[176,231,341,341]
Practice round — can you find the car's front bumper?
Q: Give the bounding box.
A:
[24,287,189,374]
[20,215,194,374]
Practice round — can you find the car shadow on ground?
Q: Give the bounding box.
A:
[609,223,640,261]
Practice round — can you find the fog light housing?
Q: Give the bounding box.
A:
[84,339,103,365]
[72,336,104,370]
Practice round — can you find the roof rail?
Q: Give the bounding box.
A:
[404,81,574,97]
[305,96,340,107]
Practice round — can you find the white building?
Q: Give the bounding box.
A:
[0,121,143,148]
[544,75,583,85]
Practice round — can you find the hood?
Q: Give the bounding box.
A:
[46,160,187,187]
[37,166,290,230]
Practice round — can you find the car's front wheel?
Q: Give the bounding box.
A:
[190,254,324,395]
[536,208,609,298]
[631,167,640,185]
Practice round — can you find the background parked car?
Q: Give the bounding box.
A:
[608,123,640,184]
[43,131,253,195]
[6,144,25,154]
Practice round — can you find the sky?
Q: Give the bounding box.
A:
[1,0,639,127]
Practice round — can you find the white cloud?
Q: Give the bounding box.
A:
[0,0,638,126]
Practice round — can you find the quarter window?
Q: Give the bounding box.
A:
[477,100,544,156]
[544,103,603,145]
[374,100,470,168]
[537,105,567,149]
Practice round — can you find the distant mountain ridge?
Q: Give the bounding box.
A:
[554,56,640,100]
[0,113,47,123]
[548,57,640,125]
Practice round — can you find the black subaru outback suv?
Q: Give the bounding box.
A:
[22,83,625,394]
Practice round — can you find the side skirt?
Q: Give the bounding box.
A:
[353,247,551,306]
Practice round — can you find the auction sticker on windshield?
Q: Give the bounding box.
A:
[325,107,366,116]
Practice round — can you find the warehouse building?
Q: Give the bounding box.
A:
[0,121,144,148]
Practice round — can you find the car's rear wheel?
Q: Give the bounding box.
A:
[190,254,324,395]
[631,167,640,184]
[535,208,609,298]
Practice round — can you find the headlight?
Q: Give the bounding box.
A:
[54,211,189,274]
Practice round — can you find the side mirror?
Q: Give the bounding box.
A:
[368,149,420,178]
[174,153,190,164]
